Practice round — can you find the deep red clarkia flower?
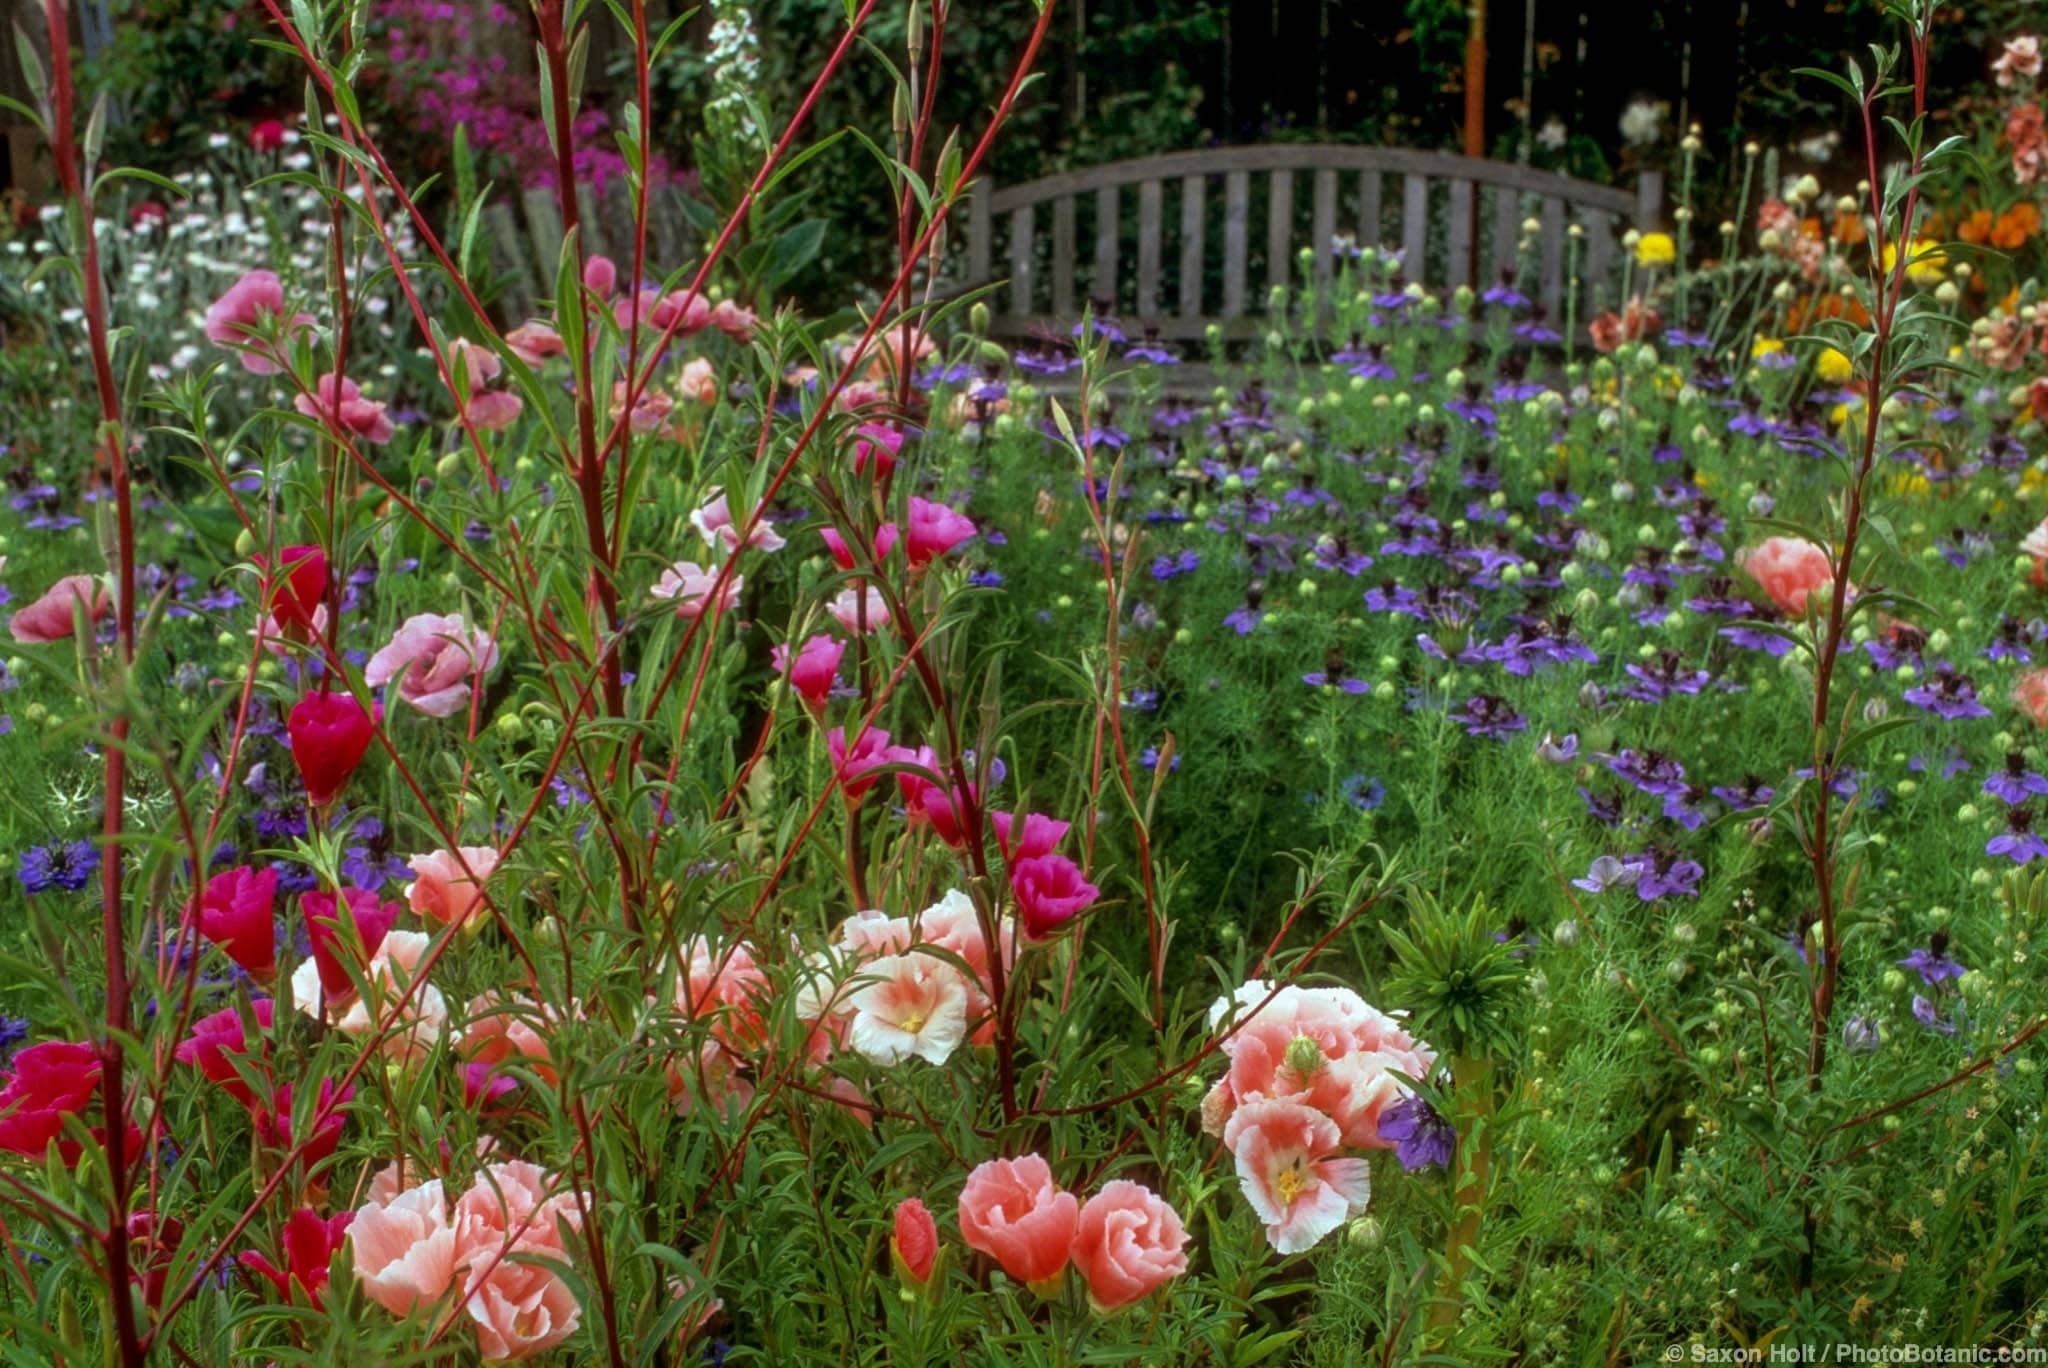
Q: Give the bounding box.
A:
[287,691,378,806]
[253,1078,353,1170]
[302,886,400,1000]
[1011,853,1100,940]
[255,544,328,635]
[173,1002,274,1107]
[239,1207,353,1308]
[194,864,279,980]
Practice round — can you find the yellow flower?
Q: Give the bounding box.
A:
[1634,232,1677,268]
[1750,336,1784,360]
[1881,239,1946,285]
[1816,346,1854,384]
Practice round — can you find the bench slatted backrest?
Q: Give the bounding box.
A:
[961,144,1662,341]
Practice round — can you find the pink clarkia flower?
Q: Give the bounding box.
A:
[991,811,1069,862]
[851,423,904,478]
[691,488,786,554]
[405,846,503,930]
[253,544,327,636]
[827,585,891,635]
[505,322,565,366]
[891,1197,938,1288]
[1222,1097,1372,1254]
[446,338,523,432]
[252,1078,352,1170]
[676,357,718,406]
[904,496,977,568]
[293,930,448,1067]
[0,1040,103,1161]
[10,574,107,643]
[2015,668,2048,726]
[459,993,561,1087]
[1994,34,2042,88]
[1072,1181,1189,1311]
[1009,853,1099,941]
[295,375,397,444]
[248,119,289,152]
[819,522,898,571]
[172,1002,273,1107]
[194,864,279,980]
[365,613,500,718]
[827,725,893,801]
[204,269,313,374]
[710,298,757,340]
[956,1154,1078,1291]
[351,1179,458,1315]
[581,254,618,298]
[652,560,741,619]
[772,633,845,710]
[847,953,969,1065]
[888,745,978,847]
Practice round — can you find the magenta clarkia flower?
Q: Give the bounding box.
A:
[194,865,280,980]
[1010,853,1099,940]
[287,691,379,807]
[772,634,844,710]
[904,497,976,568]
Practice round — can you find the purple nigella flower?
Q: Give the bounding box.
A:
[1302,672,1371,694]
[0,1015,28,1057]
[1377,1094,1456,1171]
[1987,806,2048,864]
[1535,732,1578,764]
[18,840,100,895]
[1896,936,1963,986]
[1711,775,1776,810]
[1984,617,2035,664]
[1661,786,1714,830]
[1912,994,1960,1036]
[1455,694,1527,739]
[1138,746,1180,772]
[1341,775,1387,811]
[1602,749,1687,798]
[1223,605,1264,636]
[1721,623,1794,656]
[1984,753,2048,806]
[1578,787,1624,827]
[1902,665,1991,721]
[1630,849,1704,900]
[1571,855,1639,894]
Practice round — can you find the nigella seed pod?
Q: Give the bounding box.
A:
[1553,920,1579,947]
[1842,1016,1882,1055]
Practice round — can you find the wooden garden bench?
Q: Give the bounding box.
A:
[961,144,1664,342]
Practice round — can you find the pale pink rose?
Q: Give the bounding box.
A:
[676,357,718,406]
[365,612,500,718]
[505,322,565,366]
[10,575,107,643]
[1738,535,1837,616]
[405,847,502,930]
[1222,1097,1371,1254]
[651,561,741,619]
[691,488,787,554]
[827,585,891,635]
[847,953,969,1066]
[205,269,313,374]
[295,375,396,444]
[351,1179,457,1315]
[1072,1181,1189,1311]
[329,930,450,1066]
[956,1154,1078,1289]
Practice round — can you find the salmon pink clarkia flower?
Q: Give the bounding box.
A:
[295,374,397,444]
[365,613,499,719]
[904,496,977,568]
[287,691,378,807]
[505,322,565,366]
[1222,1097,1372,1254]
[2016,668,2048,726]
[405,846,502,930]
[1738,536,1837,617]
[194,864,279,980]
[351,1179,458,1315]
[1072,1181,1189,1311]
[691,487,787,554]
[827,585,891,635]
[204,269,313,373]
[956,1154,1079,1291]
[891,1197,939,1288]
[9,574,108,644]
[710,298,757,340]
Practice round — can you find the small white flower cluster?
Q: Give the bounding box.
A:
[704,0,764,149]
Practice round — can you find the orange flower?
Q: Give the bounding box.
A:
[1994,202,2042,249]
[1830,214,1867,247]
[1959,209,1995,245]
